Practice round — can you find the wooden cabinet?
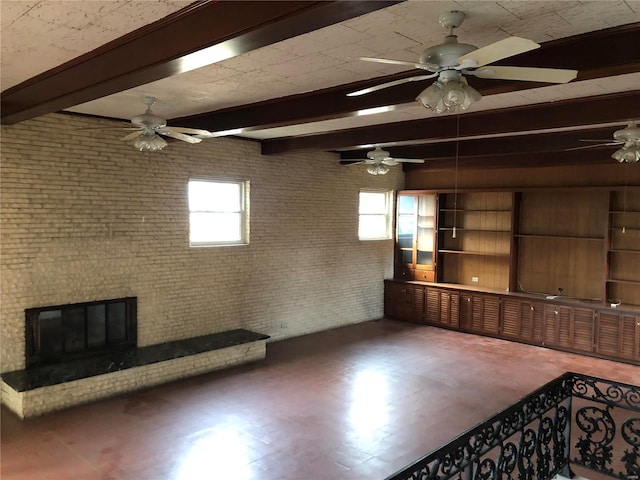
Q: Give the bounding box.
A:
[460,292,500,336]
[595,311,640,361]
[395,192,437,282]
[384,281,425,323]
[438,192,513,291]
[385,281,639,364]
[425,287,459,328]
[501,298,544,343]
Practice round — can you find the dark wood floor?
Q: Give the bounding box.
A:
[2,319,639,480]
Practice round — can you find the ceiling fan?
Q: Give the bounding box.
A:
[573,121,640,163]
[343,146,425,175]
[121,96,213,151]
[347,11,578,113]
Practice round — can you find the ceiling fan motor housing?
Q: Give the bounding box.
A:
[419,36,477,69]
[131,111,167,129]
[614,123,640,142]
[367,147,390,161]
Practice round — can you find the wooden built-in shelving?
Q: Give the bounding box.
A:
[393,186,640,309]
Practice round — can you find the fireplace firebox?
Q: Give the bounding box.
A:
[25,297,137,368]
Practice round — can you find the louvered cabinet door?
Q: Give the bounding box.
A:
[425,288,441,325]
[597,312,640,361]
[501,298,522,340]
[447,292,460,328]
[572,307,595,353]
[619,315,639,361]
[460,294,473,331]
[468,294,500,335]
[384,281,425,323]
[542,305,571,347]
[425,288,460,328]
[481,295,501,335]
[594,311,639,360]
[530,302,545,345]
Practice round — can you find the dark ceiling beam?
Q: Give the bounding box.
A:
[339,126,619,161]
[0,0,401,125]
[262,91,640,154]
[176,22,640,134]
[398,147,621,171]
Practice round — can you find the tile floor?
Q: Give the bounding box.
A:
[1,319,639,480]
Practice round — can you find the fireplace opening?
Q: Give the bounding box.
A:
[25,297,137,368]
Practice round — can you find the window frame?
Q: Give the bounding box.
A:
[358,189,393,241]
[188,178,249,247]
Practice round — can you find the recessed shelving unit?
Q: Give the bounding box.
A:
[606,191,640,306]
[437,191,513,290]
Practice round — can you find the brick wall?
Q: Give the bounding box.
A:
[0,113,404,373]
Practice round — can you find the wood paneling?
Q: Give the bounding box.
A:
[517,190,607,300]
[405,164,640,191]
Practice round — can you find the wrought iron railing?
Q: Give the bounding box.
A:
[384,372,640,480]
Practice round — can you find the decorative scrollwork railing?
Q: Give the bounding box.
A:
[385,372,640,480]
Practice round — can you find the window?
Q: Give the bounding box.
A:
[359,190,393,240]
[188,179,249,246]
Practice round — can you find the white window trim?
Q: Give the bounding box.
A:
[358,189,393,241]
[188,178,250,247]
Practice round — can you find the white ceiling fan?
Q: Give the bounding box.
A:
[121,96,213,151]
[345,146,425,175]
[573,121,640,163]
[347,11,578,113]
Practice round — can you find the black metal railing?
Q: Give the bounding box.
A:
[385,372,640,480]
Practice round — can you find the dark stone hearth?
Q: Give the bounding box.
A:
[1,329,269,392]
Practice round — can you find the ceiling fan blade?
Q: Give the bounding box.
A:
[382,159,400,166]
[566,143,619,151]
[347,73,438,97]
[121,130,143,141]
[390,158,426,164]
[359,57,438,71]
[469,65,578,83]
[165,126,213,136]
[457,36,540,68]
[158,129,202,144]
[340,160,368,165]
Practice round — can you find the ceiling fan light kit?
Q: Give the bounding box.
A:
[416,73,481,113]
[349,10,578,114]
[367,164,390,175]
[612,143,640,163]
[133,133,168,152]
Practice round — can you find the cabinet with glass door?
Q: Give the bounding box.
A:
[395,192,437,282]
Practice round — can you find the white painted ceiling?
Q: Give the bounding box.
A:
[1,0,639,142]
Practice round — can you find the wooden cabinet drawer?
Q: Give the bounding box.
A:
[413,270,434,282]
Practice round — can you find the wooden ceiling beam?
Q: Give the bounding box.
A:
[398,147,622,171]
[339,126,620,161]
[262,91,640,154]
[0,0,401,125]
[176,22,640,134]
